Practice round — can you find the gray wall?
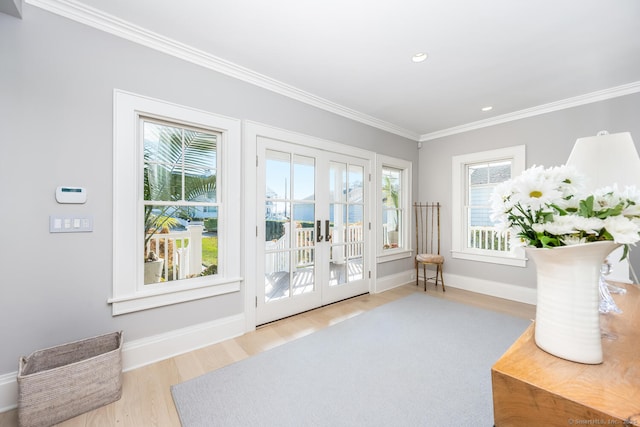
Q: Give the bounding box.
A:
[419,92,640,291]
[0,6,418,374]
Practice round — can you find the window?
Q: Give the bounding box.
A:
[110,90,242,315]
[377,155,412,262]
[451,146,526,267]
[143,119,219,281]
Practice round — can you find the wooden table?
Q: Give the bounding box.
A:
[491,283,640,426]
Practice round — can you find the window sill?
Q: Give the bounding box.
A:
[377,249,413,263]
[451,250,527,267]
[108,276,242,315]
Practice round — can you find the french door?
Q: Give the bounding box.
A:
[256,136,370,324]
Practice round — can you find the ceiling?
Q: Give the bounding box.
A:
[21,0,640,140]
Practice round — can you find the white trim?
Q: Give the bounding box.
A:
[25,1,640,143]
[376,155,413,259]
[451,249,527,267]
[23,1,640,143]
[0,313,246,411]
[243,121,376,327]
[375,268,537,305]
[111,89,242,314]
[0,372,17,413]
[374,270,415,293]
[451,145,527,267]
[420,81,640,142]
[108,279,242,315]
[25,0,419,141]
[443,272,537,306]
[121,313,245,371]
[376,249,413,263]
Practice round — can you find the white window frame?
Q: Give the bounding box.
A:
[451,145,527,267]
[376,155,413,263]
[109,90,242,315]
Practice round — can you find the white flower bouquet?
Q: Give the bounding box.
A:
[490,164,640,257]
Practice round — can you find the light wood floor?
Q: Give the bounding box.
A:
[0,283,535,427]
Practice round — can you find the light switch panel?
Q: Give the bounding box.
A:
[50,215,93,233]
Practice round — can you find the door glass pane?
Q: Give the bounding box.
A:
[347,205,363,243]
[292,204,315,249]
[329,244,347,286]
[264,149,317,305]
[348,245,364,282]
[329,162,347,202]
[292,249,314,295]
[348,165,364,203]
[265,251,290,302]
[330,203,347,244]
[266,150,291,200]
[293,155,315,200]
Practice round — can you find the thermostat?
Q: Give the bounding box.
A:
[56,186,87,204]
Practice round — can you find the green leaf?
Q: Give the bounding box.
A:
[578,196,594,217]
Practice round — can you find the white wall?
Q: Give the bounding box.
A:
[0,3,418,381]
[419,92,640,298]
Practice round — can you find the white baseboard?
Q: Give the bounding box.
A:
[122,313,245,371]
[442,272,537,305]
[389,268,537,305]
[0,313,246,413]
[0,372,17,413]
[374,269,415,293]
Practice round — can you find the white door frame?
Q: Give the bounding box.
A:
[243,121,376,331]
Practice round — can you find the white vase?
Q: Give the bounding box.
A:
[525,241,620,364]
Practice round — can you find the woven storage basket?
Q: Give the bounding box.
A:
[17,331,123,427]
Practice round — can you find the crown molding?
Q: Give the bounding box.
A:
[23,0,639,145]
[26,0,420,141]
[419,81,640,142]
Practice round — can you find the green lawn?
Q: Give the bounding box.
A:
[202,236,218,266]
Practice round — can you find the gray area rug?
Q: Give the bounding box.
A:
[171,293,531,426]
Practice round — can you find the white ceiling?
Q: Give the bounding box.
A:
[24,0,640,140]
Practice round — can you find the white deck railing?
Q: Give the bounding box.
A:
[146,225,203,281]
[265,223,364,273]
[468,226,510,251]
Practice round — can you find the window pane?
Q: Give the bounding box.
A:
[144,163,181,202]
[469,164,488,185]
[348,248,363,282]
[265,252,290,301]
[382,167,401,208]
[330,162,347,202]
[382,166,403,252]
[142,118,221,286]
[292,250,314,295]
[293,155,315,200]
[183,130,217,172]
[466,159,512,252]
[144,204,216,284]
[488,161,511,183]
[348,165,364,203]
[266,150,291,200]
[143,121,183,164]
[292,204,315,247]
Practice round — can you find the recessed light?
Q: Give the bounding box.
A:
[412,53,428,63]
[481,106,493,112]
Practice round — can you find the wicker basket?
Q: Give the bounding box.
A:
[17,331,123,427]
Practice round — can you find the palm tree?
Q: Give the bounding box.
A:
[143,123,217,247]
[382,175,399,231]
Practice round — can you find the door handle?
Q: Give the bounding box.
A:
[325,220,331,242]
[316,220,323,242]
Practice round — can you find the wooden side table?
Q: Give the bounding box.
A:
[491,283,640,426]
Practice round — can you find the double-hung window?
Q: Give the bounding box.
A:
[110,90,241,315]
[377,155,412,262]
[451,145,526,267]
